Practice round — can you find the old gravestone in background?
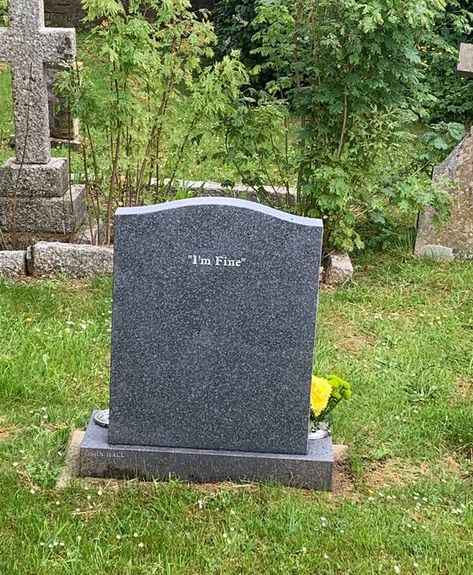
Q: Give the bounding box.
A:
[47,64,80,144]
[80,197,333,489]
[415,43,473,260]
[0,0,86,238]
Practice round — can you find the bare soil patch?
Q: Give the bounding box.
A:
[368,458,431,486]
[367,456,467,487]
[0,416,18,442]
[453,374,472,404]
[323,310,377,354]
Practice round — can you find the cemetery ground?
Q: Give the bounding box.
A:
[0,250,472,574]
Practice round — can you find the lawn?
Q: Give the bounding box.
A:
[0,63,13,164]
[0,251,471,574]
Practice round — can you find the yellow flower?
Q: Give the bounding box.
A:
[310,376,332,416]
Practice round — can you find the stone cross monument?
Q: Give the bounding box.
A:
[0,0,86,240]
[415,43,473,260]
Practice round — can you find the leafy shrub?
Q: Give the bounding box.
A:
[0,0,7,25]
[213,0,271,89]
[59,0,247,242]
[423,0,473,125]
[228,0,457,252]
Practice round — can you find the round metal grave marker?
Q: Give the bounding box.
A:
[94,409,110,428]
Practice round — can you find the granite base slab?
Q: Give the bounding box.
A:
[80,412,333,490]
[0,185,86,233]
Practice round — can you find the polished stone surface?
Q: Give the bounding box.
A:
[109,198,323,455]
[81,413,333,490]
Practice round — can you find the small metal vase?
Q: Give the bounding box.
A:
[309,421,331,439]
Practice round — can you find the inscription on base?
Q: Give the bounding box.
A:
[89,450,125,459]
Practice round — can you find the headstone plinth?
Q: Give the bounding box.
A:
[0,157,70,197]
[0,157,85,233]
[79,198,332,489]
[0,186,86,233]
[81,412,333,490]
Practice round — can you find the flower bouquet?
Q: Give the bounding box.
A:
[310,374,351,438]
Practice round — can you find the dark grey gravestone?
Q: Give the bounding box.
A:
[108,198,323,455]
[80,411,333,490]
[80,197,330,489]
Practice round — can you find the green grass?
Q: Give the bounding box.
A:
[0,64,14,164]
[0,252,472,574]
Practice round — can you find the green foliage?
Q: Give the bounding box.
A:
[213,0,258,64]
[0,0,7,25]
[213,0,270,88]
[423,0,473,124]
[58,0,247,242]
[244,0,453,252]
[418,122,466,159]
[214,89,295,199]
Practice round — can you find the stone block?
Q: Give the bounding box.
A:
[0,185,86,234]
[0,250,26,278]
[417,244,454,262]
[325,252,354,285]
[0,157,69,197]
[457,43,473,77]
[80,413,333,490]
[29,241,113,278]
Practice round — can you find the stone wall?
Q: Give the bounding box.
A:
[44,1,215,28]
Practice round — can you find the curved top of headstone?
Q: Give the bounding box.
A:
[116,197,322,227]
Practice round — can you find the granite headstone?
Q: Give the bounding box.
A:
[80,198,332,489]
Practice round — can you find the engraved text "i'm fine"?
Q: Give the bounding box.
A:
[188,255,246,267]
